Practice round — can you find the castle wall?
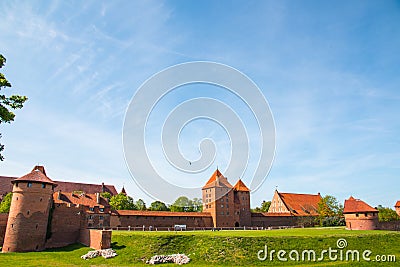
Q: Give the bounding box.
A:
[45,203,85,249]
[79,229,112,250]
[377,221,400,231]
[2,182,53,252]
[110,214,213,228]
[0,213,8,245]
[250,213,317,227]
[344,213,379,230]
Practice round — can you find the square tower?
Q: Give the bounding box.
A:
[202,169,235,227]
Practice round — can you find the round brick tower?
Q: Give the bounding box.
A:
[2,166,57,252]
[343,196,379,230]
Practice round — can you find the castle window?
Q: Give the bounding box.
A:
[227,211,229,215]
[42,183,46,188]
[221,204,224,208]
[15,183,18,187]
[365,213,368,217]
[221,211,224,215]
[356,213,359,217]
[88,215,93,219]
[226,204,229,208]
[99,215,104,220]
[36,224,38,229]
[40,198,42,202]
[221,199,224,202]
[99,208,104,212]
[27,210,30,215]
[27,182,32,188]
[89,207,94,211]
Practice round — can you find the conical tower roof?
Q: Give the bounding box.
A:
[202,169,232,189]
[233,179,250,192]
[12,166,56,185]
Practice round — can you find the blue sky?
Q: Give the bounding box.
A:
[1,0,399,208]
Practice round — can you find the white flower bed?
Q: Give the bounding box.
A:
[146,254,190,265]
[81,248,117,260]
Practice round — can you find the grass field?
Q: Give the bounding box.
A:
[0,227,399,266]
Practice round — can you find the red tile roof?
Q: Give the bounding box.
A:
[278,192,321,216]
[233,179,250,192]
[395,201,400,207]
[202,169,232,189]
[251,212,292,217]
[55,181,118,195]
[53,191,109,208]
[343,196,378,213]
[1,165,118,196]
[112,210,212,217]
[13,167,56,185]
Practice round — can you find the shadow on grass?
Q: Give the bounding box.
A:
[111,242,126,250]
[45,243,88,252]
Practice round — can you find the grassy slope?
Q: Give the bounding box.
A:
[0,228,399,266]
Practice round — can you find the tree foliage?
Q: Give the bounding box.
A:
[136,199,147,210]
[252,201,271,212]
[377,205,400,222]
[100,192,111,200]
[0,54,28,161]
[109,193,137,210]
[170,196,202,212]
[317,195,344,226]
[149,200,169,211]
[0,192,12,213]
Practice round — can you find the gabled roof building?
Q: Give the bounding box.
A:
[268,190,321,216]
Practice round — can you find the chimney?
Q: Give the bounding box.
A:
[101,182,105,193]
[96,192,100,204]
[57,190,61,200]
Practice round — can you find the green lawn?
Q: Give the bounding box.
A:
[0,227,399,266]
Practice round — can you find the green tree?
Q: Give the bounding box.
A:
[0,192,12,213]
[317,195,344,226]
[136,199,147,210]
[377,205,400,222]
[261,200,271,212]
[0,54,28,161]
[192,197,203,212]
[251,200,271,212]
[170,196,194,212]
[109,193,137,210]
[170,196,204,212]
[100,192,111,200]
[149,200,169,211]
